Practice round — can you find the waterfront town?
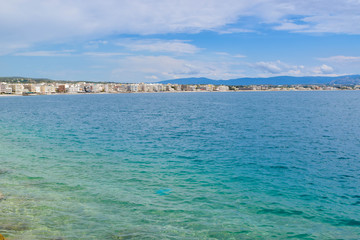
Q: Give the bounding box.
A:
[0,81,359,95]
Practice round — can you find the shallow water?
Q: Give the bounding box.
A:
[0,92,360,239]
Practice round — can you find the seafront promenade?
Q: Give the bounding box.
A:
[1,81,359,96]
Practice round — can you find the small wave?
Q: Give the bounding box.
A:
[287,233,314,239]
[333,218,360,227]
[257,207,304,216]
[339,174,353,179]
[269,165,289,170]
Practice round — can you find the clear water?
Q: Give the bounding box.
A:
[0,92,360,239]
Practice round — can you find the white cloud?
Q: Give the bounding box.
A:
[217,28,255,34]
[0,0,257,54]
[14,50,75,57]
[255,0,360,34]
[1,0,360,85]
[298,15,360,34]
[0,43,30,55]
[318,55,360,63]
[116,39,200,54]
[273,21,309,31]
[252,60,339,76]
[145,75,159,80]
[252,60,304,75]
[15,50,129,57]
[83,52,129,57]
[1,0,360,54]
[84,40,109,49]
[254,61,283,74]
[110,55,245,82]
[215,52,247,58]
[313,64,334,75]
[15,50,130,57]
[215,52,231,56]
[110,56,340,83]
[234,54,247,58]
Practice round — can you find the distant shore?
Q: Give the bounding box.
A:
[2,80,360,96]
[1,89,360,97]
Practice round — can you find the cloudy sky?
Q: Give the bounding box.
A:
[1,0,360,82]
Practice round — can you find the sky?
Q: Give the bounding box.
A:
[1,0,360,83]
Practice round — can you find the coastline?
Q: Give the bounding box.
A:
[1,88,360,97]
[0,94,23,97]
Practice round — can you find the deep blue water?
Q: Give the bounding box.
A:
[0,92,360,239]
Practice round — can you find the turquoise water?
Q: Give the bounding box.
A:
[0,92,360,239]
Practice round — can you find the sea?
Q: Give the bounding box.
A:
[0,91,360,240]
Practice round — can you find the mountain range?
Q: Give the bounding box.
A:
[158,75,360,86]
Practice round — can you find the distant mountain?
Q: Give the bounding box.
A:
[329,76,360,85]
[158,75,360,86]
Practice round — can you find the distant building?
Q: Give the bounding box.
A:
[9,84,24,95]
[57,85,66,93]
[127,84,139,92]
[215,85,229,91]
[0,83,7,93]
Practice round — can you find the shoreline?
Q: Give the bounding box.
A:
[1,88,360,97]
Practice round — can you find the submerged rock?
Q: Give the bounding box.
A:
[0,192,5,201]
[0,222,29,231]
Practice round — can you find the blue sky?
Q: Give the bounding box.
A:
[1,0,360,83]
